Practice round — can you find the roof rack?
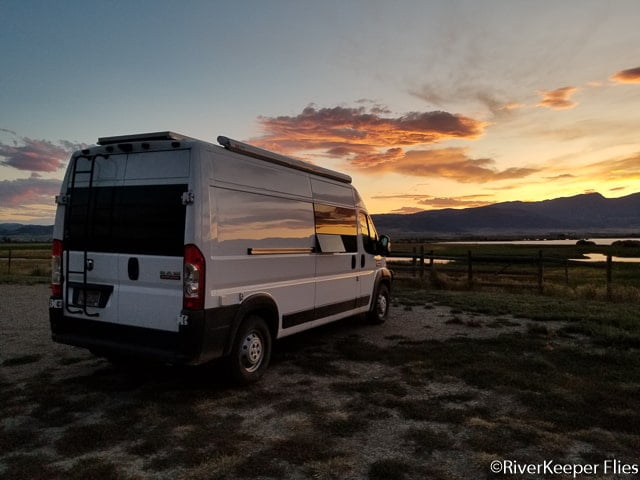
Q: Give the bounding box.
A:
[97,131,194,145]
[217,136,352,184]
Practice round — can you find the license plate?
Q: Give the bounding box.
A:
[49,298,63,309]
[76,290,101,307]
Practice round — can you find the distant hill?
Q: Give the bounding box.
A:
[2,192,639,242]
[0,223,53,242]
[372,192,640,238]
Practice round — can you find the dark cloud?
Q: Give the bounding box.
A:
[536,86,578,110]
[0,133,84,173]
[409,84,521,117]
[546,174,575,180]
[354,99,391,114]
[610,66,640,84]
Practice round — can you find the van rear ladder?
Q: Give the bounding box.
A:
[62,154,107,317]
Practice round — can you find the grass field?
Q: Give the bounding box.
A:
[0,243,50,283]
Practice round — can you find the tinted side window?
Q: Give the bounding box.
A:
[66,184,187,256]
[314,204,357,253]
[214,188,315,255]
[359,212,378,255]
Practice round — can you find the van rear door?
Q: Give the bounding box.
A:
[64,150,190,333]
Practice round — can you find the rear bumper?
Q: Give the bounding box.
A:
[49,296,238,365]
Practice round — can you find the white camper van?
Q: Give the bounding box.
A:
[49,132,391,382]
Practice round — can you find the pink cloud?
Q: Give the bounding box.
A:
[0,133,84,173]
[0,177,62,207]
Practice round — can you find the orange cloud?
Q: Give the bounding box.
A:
[255,104,486,153]
[611,66,640,84]
[389,206,425,214]
[537,86,578,110]
[356,147,538,183]
[419,196,494,209]
[254,105,507,182]
[501,102,524,111]
[373,193,495,209]
[583,152,640,181]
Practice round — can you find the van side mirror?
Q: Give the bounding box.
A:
[377,235,390,256]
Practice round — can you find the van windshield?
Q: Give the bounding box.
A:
[65,184,187,256]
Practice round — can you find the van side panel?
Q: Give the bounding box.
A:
[207,176,317,329]
[202,150,374,338]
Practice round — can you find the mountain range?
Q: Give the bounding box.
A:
[371,192,640,238]
[2,192,639,241]
[0,223,54,241]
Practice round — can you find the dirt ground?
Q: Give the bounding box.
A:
[0,284,629,480]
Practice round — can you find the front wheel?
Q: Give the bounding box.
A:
[367,284,390,324]
[227,315,272,384]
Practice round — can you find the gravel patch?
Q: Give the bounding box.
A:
[0,284,582,479]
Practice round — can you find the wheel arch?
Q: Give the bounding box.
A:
[224,293,279,356]
[373,267,393,298]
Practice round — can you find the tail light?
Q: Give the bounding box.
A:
[183,244,205,310]
[51,239,63,296]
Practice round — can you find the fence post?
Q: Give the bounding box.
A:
[7,248,11,274]
[429,250,434,272]
[419,245,425,279]
[537,250,544,294]
[467,250,473,289]
[412,247,417,277]
[606,254,612,301]
[565,259,569,285]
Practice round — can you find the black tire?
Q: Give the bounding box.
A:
[367,283,390,324]
[227,315,272,384]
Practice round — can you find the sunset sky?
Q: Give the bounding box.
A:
[2,0,639,224]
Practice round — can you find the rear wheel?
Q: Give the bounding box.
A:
[228,315,272,384]
[367,283,390,324]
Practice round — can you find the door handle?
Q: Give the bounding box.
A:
[128,257,139,281]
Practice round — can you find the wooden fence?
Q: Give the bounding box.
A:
[0,248,50,277]
[389,246,620,299]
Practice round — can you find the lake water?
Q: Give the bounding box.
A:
[575,253,640,263]
[442,238,638,246]
[390,238,640,264]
